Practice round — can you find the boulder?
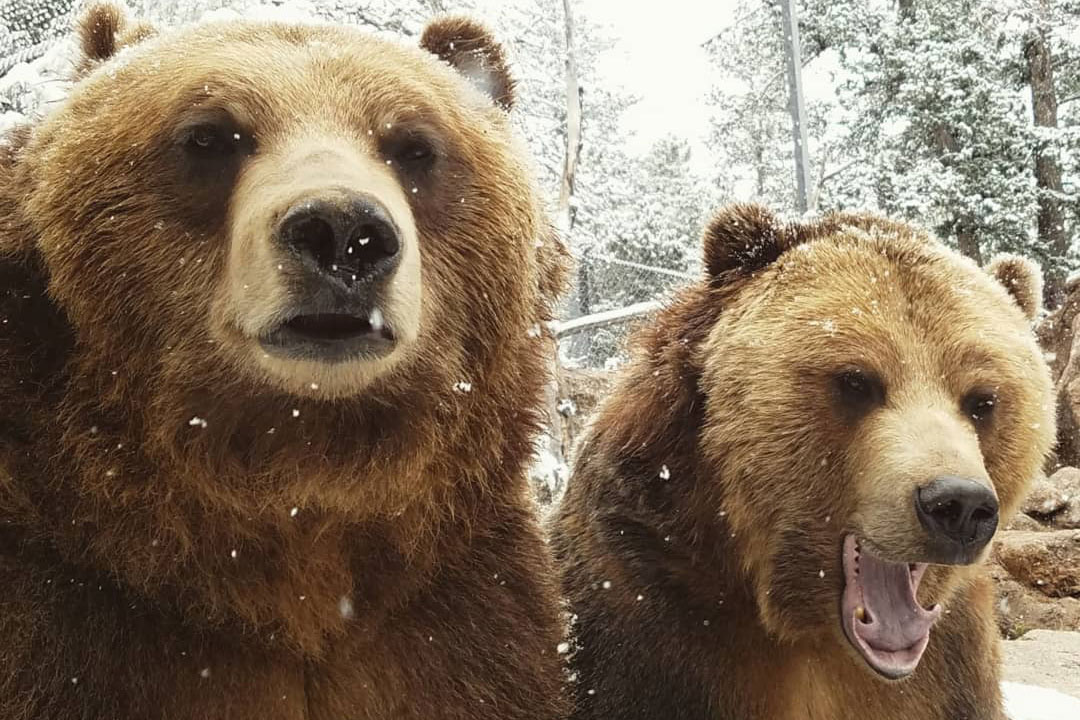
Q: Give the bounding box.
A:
[993,567,1080,638]
[994,530,1080,598]
[1006,513,1050,532]
[1022,467,1080,529]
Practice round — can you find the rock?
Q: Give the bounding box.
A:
[993,568,1080,638]
[1006,513,1050,532]
[1043,467,1080,529]
[1023,471,1071,519]
[1001,630,1080,700]
[994,530,1080,598]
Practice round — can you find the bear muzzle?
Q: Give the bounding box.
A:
[277,194,403,287]
[259,194,402,364]
[914,475,999,564]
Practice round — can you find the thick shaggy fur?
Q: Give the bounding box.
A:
[0,4,568,719]
[553,205,1055,720]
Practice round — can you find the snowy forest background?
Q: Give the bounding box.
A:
[2,0,1080,369]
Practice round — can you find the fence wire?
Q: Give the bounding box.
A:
[558,251,698,369]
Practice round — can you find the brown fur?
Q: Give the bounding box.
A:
[553,204,1055,719]
[0,4,568,719]
[420,16,516,110]
[986,253,1044,322]
[75,2,155,77]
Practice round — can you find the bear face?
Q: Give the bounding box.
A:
[0,3,568,672]
[15,6,554,401]
[696,206,1054,679]
[553,206,1052,719]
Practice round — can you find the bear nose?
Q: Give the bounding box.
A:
[915,476,999,560]
[277,196,401,285]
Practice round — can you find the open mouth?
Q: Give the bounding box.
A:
[260,309,395,363]
[840,535,942,680]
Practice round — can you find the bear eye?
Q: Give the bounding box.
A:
[175,110,254,163]
[383,133,438,173]
[962,389,998,425]
[181,122,238,157]
[833,368,885,414]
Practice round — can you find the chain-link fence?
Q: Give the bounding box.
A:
[557,250,698,369]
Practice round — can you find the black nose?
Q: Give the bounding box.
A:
[915,476,999,559]
[277,196,401,285]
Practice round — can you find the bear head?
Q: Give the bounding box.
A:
[0,3,566,640]
[6,3,562,402]
[693,205,1053,680]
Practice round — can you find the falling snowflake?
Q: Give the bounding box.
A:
[338,595,355,620]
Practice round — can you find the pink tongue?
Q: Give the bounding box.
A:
[841,535,943,678]
[857,553,936,652]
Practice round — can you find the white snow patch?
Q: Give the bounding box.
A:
[338,595,355,620]
[1002,682,1080,719]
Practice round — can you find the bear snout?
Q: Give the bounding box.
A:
[256,195,407,365]
[277,194,402,287]
[220,135,424,391]
[914,475,999,564]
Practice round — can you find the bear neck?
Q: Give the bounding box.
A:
[3,325,546,654]
[578,283,751,598]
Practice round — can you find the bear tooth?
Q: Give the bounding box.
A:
[855,606,867,622]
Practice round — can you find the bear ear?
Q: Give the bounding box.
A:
[420,17,515,111]
[77,3,155,71]
[703,204,800,279]
[79,2,128,63]
[986,253,1043,322]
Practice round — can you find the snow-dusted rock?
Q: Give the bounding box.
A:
[1003,681,1080,720]
[994,530,1080,598]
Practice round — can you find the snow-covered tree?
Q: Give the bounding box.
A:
[566,134,717,365]
[709,0,1078,305]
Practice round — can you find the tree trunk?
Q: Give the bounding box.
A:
[548,0,584,481]
[954,220,983,265]
[558,0,583,233]
[1026,17,1069,308]
[780,0,812,213]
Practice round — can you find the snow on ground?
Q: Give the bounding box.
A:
[1003,682,1080,719]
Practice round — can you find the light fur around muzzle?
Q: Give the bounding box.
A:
[212,133,422,397]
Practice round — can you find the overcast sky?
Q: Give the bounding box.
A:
[583,0,737,152]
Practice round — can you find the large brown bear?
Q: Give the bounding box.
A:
[553,205,1055,719]
[0,4,569,719]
